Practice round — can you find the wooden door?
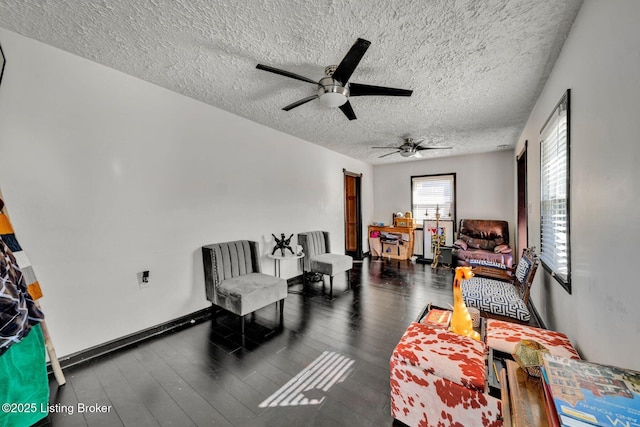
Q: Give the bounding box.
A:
[344,171,362,258]
[516,142,528,258]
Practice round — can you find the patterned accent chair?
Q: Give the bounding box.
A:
[298,231,353,300]
[202,240,287,335]
[462,247,539,323]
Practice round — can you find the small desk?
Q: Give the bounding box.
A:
[267,252,304,278]
[368,225,415,260]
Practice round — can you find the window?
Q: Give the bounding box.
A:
[411,174,456,224]
[540,90,571,293]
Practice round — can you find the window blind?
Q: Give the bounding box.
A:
[411,174,455,223]
[540,90,570,291]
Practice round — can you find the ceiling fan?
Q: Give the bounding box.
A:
[373,138,453,158]
[256,38,413,120]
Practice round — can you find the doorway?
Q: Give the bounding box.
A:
[516,142,528,257]
[344,170,363,259]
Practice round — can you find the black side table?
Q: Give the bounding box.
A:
[439,245,453,266]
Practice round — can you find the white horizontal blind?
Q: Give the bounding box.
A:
[411,174,455,223]
[540,91,570,288]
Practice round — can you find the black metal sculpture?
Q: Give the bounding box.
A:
[272,233,294,256]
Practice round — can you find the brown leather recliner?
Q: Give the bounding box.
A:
[452,219,513,268]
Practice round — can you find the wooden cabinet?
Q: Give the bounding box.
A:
[368,225,415,260]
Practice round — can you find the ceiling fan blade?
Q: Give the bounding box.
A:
[282,95,319,111]
[371,146,400,149]
[332,38,371,85]
[256,64,318,85]
[378,150,401,158]
[349,83,413,97]
[339,101,357,120]
[415,146,453,151]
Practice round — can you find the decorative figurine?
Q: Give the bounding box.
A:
[272,233,294,256]
[450,266,481,341]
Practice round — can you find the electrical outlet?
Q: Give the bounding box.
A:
[138,271,150,288]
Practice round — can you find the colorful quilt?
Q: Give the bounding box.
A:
[0,190,49,426]
[0,324,48,427]
[0,195,45,355]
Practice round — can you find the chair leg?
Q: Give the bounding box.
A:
[346,270,351,291]
[241,315,245,336]
[279,298,284,325]
[329,276,334,300]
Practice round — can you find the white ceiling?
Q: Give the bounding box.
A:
[0,0,583,164]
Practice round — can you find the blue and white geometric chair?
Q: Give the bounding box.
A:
[462,247,539,323]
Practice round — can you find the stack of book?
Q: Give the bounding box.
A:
[540,353,640,427]
[421,308,451,330]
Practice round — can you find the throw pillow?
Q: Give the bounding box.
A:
[453,239,467,250]
[515,256,532,283]
[468,259,508,270]
[494,244,512,254]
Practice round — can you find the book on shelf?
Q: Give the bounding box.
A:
[422,308,451,329]
[542,353,640,427]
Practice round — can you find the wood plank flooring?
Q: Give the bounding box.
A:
[40,258,459,427]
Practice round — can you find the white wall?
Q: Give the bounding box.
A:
[0,29,373,357]
[373,150,515,246]
[515,0,640,370]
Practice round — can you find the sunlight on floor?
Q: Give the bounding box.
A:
[258,351,355,408]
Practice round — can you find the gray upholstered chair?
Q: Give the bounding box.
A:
[298,231,353,300]
[202,240,287,335]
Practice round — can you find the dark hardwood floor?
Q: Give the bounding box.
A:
[41,258,458,427]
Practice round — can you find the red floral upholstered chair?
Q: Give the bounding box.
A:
[390,322,502,427]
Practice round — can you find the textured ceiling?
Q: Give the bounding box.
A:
[0,0,583,164]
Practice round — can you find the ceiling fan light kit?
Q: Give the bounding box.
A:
[318,76,349,107]
[256,38,413,120]
[401,150,421,158]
